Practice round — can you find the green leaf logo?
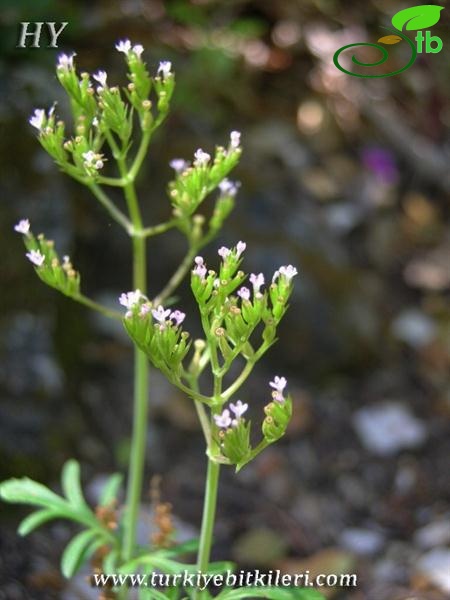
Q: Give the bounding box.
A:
[378,35,403,44]
[392,5,444,31]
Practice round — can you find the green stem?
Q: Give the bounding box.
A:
[186,376,212,446]
[194,458,221,600]
[221,359,254,401]
[194,401,212,444]
[76,293,122,320]
[97,175,126,187]
[88,183,132,232]
[141,217,179,238]
[128,130,153,181]
[193,334,222,599]
[119,153,150,564]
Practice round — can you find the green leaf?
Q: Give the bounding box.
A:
[61,460,87,509]
[61,529,98,578]
[102,549,119,574]
[158,538,199,557]
[0,477,68,510]
[99,473,123,507]
[151,556,234,575]
[288,592,325,600]
[229,18,268,38]
[18,508,63,536]
[139,590,171,600]
[392,5,444,31]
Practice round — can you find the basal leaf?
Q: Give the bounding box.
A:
[158,538,199,557]
[378,35,402,44]
[61,529,98,578]
[139,590,170,600]
[291,591,326,600]
[392,5,444,31]
[18,508,64,536]
[151,556,234,576]
[0,477,67,510]
[99,473,123,507]
[102,549,119,574]
[61,460,88,510]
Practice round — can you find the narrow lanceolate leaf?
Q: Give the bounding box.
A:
[378,35,402,45]
[0,477,68,510]
[139,590,170,600]
[18,508,63,536]
[61,529,98,578]
[391,5,444,31]
[99,473,123,507]
[61,460,88,510]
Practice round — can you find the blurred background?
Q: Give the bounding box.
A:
[0,1,449,598]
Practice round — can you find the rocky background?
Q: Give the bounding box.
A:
[0,1,449,598]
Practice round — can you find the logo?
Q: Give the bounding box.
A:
[334,4,444,78]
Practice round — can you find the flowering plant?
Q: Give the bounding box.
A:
[0,42,322,600]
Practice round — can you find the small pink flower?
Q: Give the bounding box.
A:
[133,44,144,58]
[158,60,172,79]
[93,70,107,89]
[229,400,248,419]
[170,158,190,173]
[139,303,152,317]
[26,250,45,267]
[170,310,185,326]
[235,241,246,258]
[237,287,250,301]
[119,290,143,310]
[214,409,232,429]
[193,149,211,167]
[115,39,132,54]
[29,109,45,131]
[230,130,241,149]
[152,305,171,323]
[218,246,231,259]
[218,178,239,197]
[249,273,265,297]
[14,219,30,235]
[57,53,76,70]
[269,376,288,403]
[273,265,298,282]
[193,256,207,280]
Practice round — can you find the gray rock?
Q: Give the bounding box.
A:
[416,548,450,594]
[415,520,450,550]
[353,402,427,456]
[340,527,385,556]
[391,309,437,349]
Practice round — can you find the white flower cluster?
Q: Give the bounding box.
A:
[119,290,185,330]
[115,39,144,59]
[57,53,76,70]
[82,151,105,171]
[214,376,288,431]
